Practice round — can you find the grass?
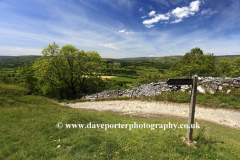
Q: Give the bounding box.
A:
[196,87,240,110]
[110,77,137,83]
[1,83,240,159]
[100,76,117,79]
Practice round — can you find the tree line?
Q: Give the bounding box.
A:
[169,47,240,77]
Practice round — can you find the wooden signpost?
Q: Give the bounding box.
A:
[167,75,198,141]
[167,78,193,85]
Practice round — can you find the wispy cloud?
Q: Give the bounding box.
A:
[170,19,182,24]
[126,31,134,34]
[119,30,125,33]
[100,44,119,50]
[0,46,42,55]
[150,0,169,7]
[201,8,218,15]
[143,14,169,25]
[145,24,155,28]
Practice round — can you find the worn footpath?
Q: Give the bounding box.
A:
[60,100,240,130]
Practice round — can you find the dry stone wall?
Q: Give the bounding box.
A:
[84,77,240,100]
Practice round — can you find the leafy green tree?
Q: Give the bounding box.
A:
[170,47,216,76]
[33,42,104,99]
[16,65,38,94]
[0,73,11,84]
[231,57,240,77]
[135,72,161,85]
[218,57,231,76]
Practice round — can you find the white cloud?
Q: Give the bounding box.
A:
[170,18,182,24]
[201,8,218,15]
[149,10,156,16]
[190,0,201,12]
[139,7,143,11]
[100,44,119,50]
[171,0,201,18]
[144,24,155,28]
[142,0,202,27]
[143,14,169,25]
[141,16,146,19]
[119,30,125,32]
[171,7,192,18]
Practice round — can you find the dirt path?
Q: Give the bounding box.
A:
[59,100,240,130]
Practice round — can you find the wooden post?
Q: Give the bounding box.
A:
[187,75,198,141]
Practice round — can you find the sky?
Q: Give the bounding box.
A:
[0,0,240,58]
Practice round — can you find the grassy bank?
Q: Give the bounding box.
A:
[1,84,240,159]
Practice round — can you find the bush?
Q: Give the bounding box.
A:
[135,72,161,85]
[0,73,12,84]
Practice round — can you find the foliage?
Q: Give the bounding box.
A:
[32,42,104,99]
[0,55,41,68]
[105,80,127,90]
[0,73,12,84]
[16,65,38,94]
[218,57,231,76]
[231,57,240,77]
[135,72,161,85]
[215,57,240,77]
[170,47,216,76]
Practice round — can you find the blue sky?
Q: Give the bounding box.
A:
[0,0,240,58]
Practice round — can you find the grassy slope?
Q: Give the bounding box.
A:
[1,84,240,159]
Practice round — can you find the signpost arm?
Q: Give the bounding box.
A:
[187,75,198,141]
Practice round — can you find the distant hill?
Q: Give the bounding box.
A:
[111,57,158,61]
[117,55,240,63]
[0,55,42,68]
[150,56,183,63]
[0,55,239,68]
[0,55,42,64]
[215,55,240,61]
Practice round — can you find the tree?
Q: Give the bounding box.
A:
[170,47,216,76]
[16,65,38,94]
[218,57,231,76]
[231,57,240,77]
[135,72,161,85]
[32,42,104,99]
[0,73,11,84]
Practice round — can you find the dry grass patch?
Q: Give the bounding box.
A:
[100,76,117,79]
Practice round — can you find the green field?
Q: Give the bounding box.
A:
[1,84,240,159]
[110,77,137,83]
